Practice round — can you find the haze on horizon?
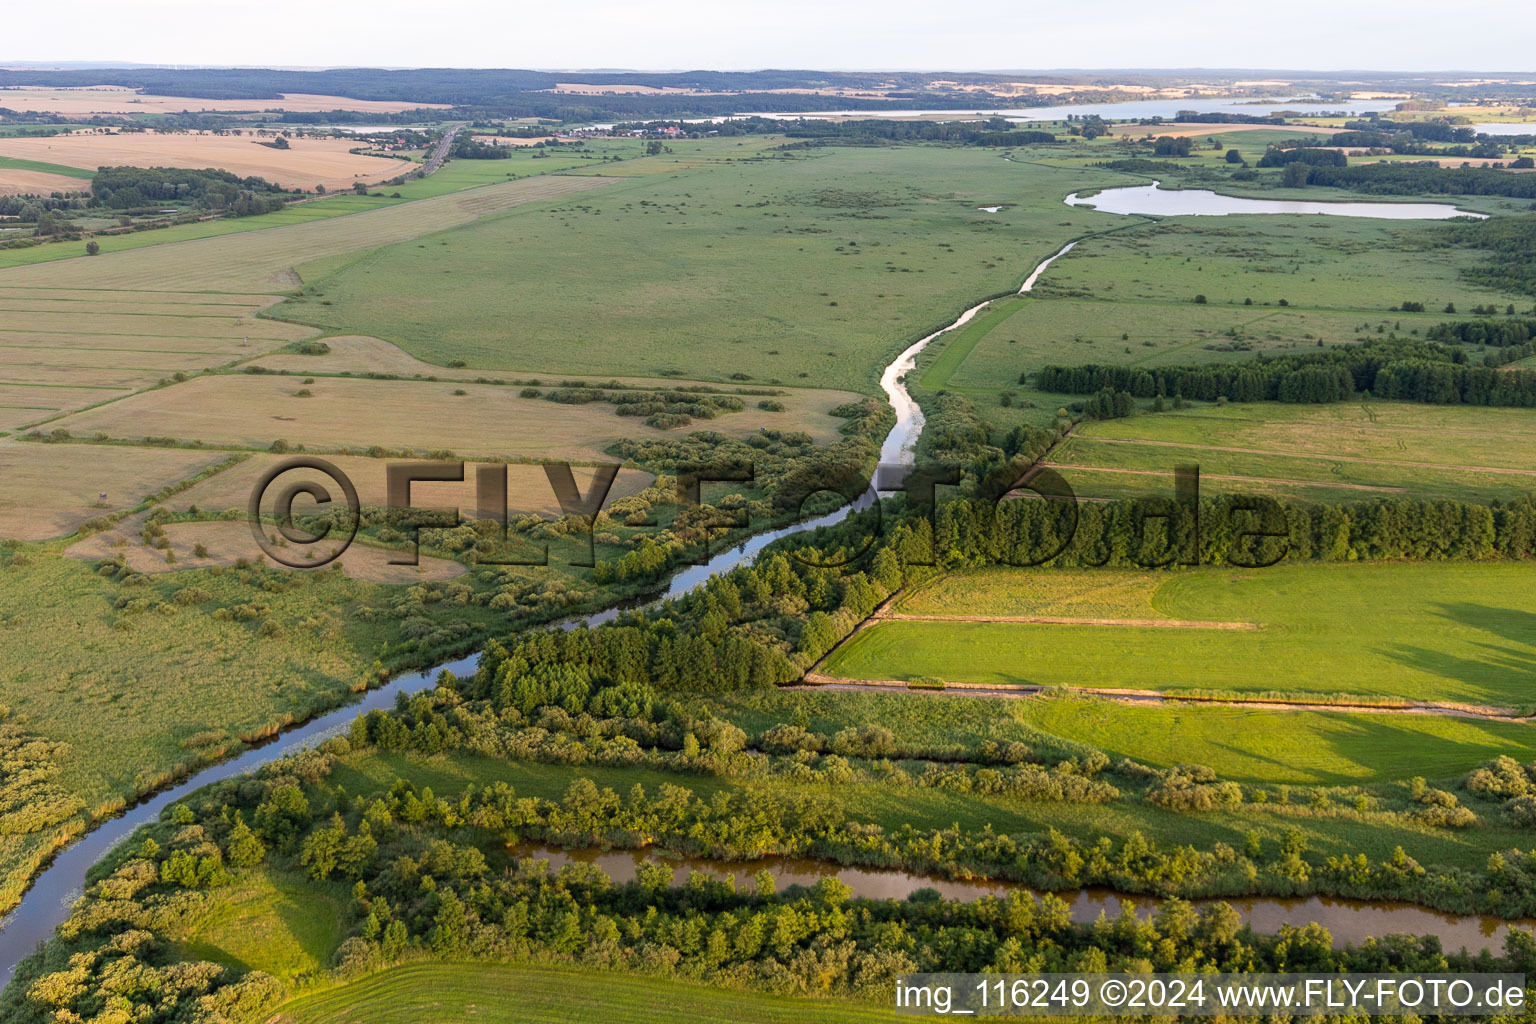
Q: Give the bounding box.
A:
[5,0,1535,77]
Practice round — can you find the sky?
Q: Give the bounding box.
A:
[7,0,1536,73]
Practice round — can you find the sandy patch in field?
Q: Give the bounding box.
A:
[48,373,860,456]
[0,168,89,196]
[66,518,466,583]
[0,440,230,539]
[0,85,446,115]
[0,133,405,191]
[169,452,654,519]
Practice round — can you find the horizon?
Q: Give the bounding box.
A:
[5,0,1535,75]
[3,62,1536,77]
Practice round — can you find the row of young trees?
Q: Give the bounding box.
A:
[1034,336,1536,407]
[1033,338,1470,405]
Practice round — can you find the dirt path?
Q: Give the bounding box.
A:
[880,611,1258,630]
[796,676,1531,722]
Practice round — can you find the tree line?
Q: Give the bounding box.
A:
[1285,161,1536,198]
[1034,335,1536,408]
[90,165,292,215]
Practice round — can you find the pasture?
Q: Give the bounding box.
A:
[930,213,1532,411]
[270,145,1137,391]
[1047,401,1536,502]
[46,373,859,457]
[277,964,892,1024]
[821,561,1536,707]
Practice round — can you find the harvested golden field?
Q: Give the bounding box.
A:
[0,85,446,115]
[0,286,265,305]
[0,175,615,292]
[0,289,313,424]
[0,384,127,428]
[0,308,300,340]
[48,373,859,458]
[248,334,462,377]
[0,440,229,539]
[169,452,654,518]
[0,168,88,196]
[0,133,404,191]
[65,519,467,584]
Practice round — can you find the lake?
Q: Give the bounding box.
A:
[1065,182,1485,220]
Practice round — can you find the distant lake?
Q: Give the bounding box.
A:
[692,96,1385,125]
[1066,182,1485,220]
[1474,122,1536,137]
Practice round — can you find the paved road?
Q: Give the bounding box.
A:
[421,123,463,176]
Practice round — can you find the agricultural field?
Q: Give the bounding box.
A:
[0,168,88,195]
[1046,400,1536,502]
[821,561,1536,707]
[0,85,447,115]
[0,440,229,537]
[276,964,892,1024]
[45,373,858,457]
[0,132,409,191]
[0,173,614,291]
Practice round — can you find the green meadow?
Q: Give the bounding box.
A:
[929,213,1532,408]
[823,561,1536,707]
[271,145,1137,390]
[277,963,894,1024]
[1046,400,1536,502]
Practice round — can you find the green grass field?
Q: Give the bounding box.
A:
[1045,400,1536,501]
[823,561,1536,707]
[932,213,1531,404]
[0,155,95,180]
[177,871,347,984]
[270,145,1138,390]
[277,963,895,1024]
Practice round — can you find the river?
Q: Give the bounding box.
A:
[524,846,1532,953]
[0,240,1527,981]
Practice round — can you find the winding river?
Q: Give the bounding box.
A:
[0,240,1528,981]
